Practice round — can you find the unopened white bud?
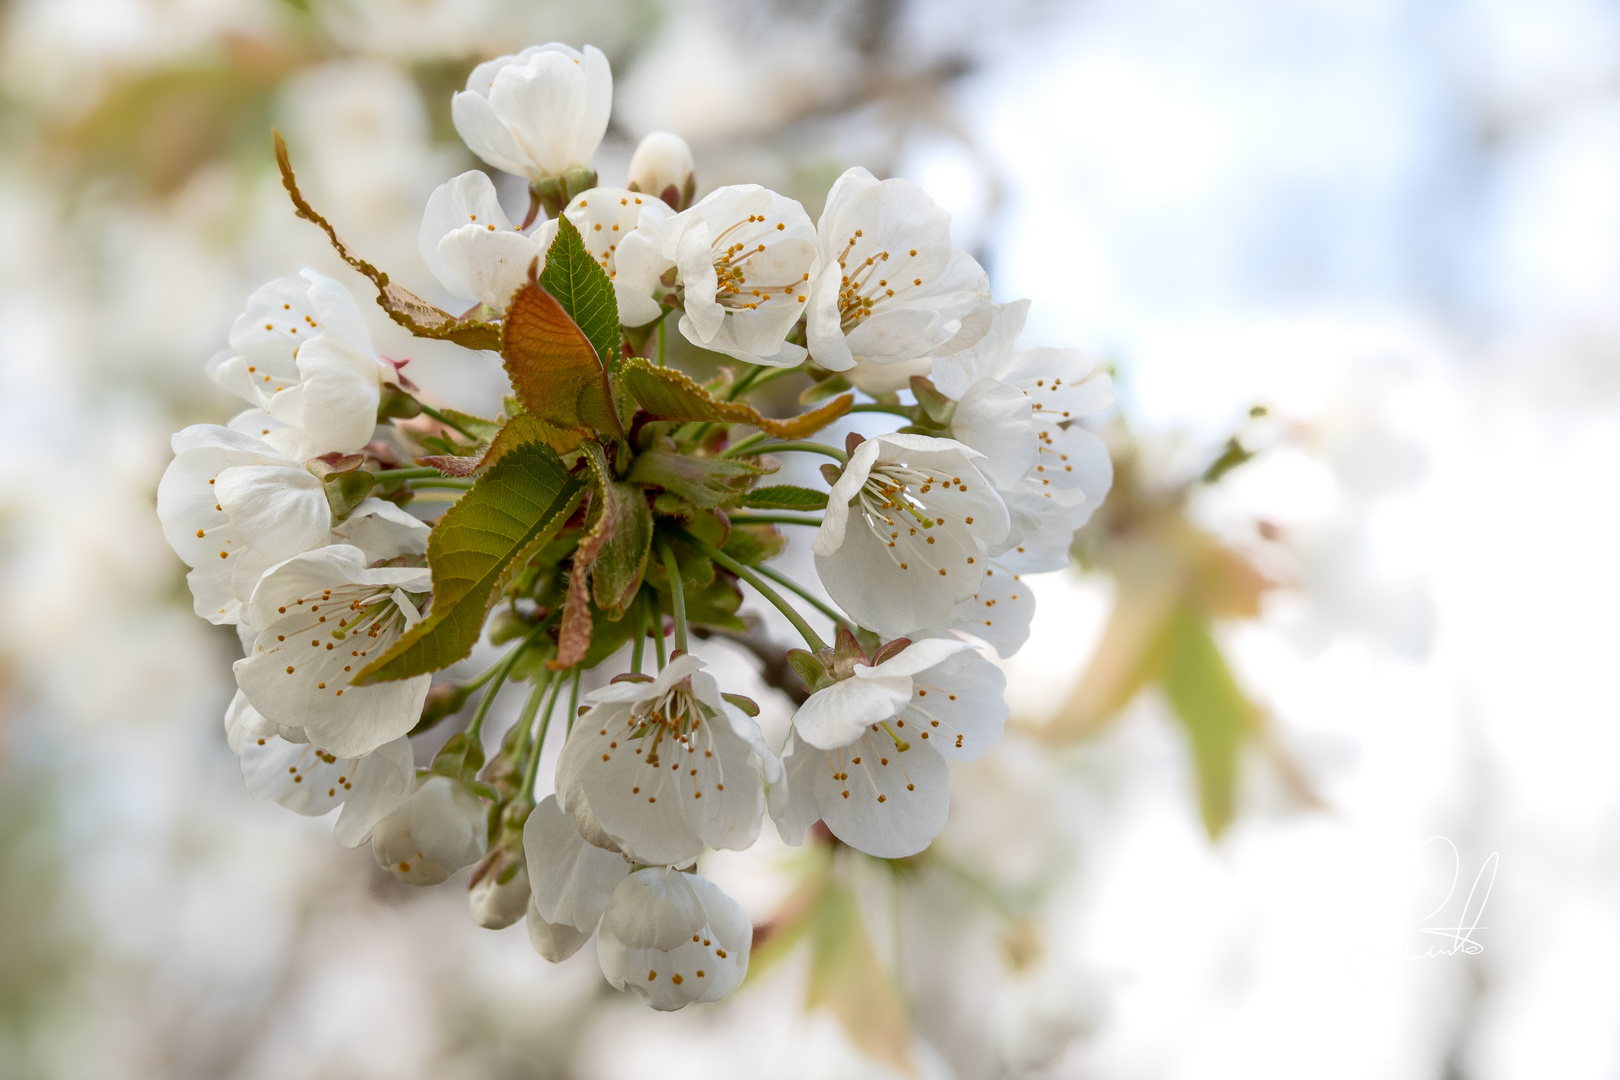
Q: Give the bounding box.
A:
[372,775,487,886]
[469,857,531,929]
[627,132,695,210]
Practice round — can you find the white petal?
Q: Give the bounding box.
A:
[490,51,588,176]
[898,649,1007,761]
[847,353,931,395]
[331,498,429,562]
[371,775,487,885]
[779,728,949,858]
[524,795,630,931]
[451,89,536,178]
[597,869,749,1010]
[214,464,330,561]
[950,378,1038,488]
[930,559,1037,657]
[419,170,512,285]
[264,329,382,460]
[793,674,912,750]
[527,896,594,962]
[930,300,1031,398]
[436,225,540,310]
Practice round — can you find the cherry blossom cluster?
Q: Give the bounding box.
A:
[157,42,1112,1012]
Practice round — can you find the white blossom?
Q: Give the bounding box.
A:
[533,187,674,325]
[418,170,540,311]
[932,300,1115,562]
[554,655,775,867]
[524,794,630,933]
[371,774,488,886]
[806,167,991,375]
[157,425,331,625]
[595,868,751,1011]
[773,641,1006,858]
[813,434,1010,639]
[234,545,430,758]
[452,44,611,182]
[614,184,816,365]
[239,730,415,847]
[626,131,694,206]
[206,270,390,461]
[527,898,594,963]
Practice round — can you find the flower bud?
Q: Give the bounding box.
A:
[627,132,695,210]
[469,852,531,929]
[372,774,487,886]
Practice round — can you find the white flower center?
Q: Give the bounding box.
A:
[832,231,925,331]
[853,463,976,578]
[267,584,416,693]
[708,214,808,312]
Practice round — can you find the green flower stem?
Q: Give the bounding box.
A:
[658,538,689,655]
[374,466,446,485]
[754,441,847,463]
[406,478,474,490]
[849,403,918,419]
[656,316,668,367]
[514,673,552,787]
[727,364,766,400]
[721,431,772,458]
[671,527,829,653]
[566,669,582,737]
[751,561,851,630]
[525,673,567,798]
[726,513,824,528]
[653,600,668,669]
[418,404,477,439]
[632,589,649,674]
[465,643,525,745]
[742,364,800,394]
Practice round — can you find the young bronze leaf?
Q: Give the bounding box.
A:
[503,263,624,438]
[273,131,501,353]
[539,214,622,369]
[619,357,853,439]
[354,443,583,683]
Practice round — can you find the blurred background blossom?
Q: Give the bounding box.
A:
[3,0,1619,1076]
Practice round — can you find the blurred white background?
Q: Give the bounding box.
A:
[2,0,1618,1076]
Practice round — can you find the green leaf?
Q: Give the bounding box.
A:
[805,881,915,1074]
[620,357,854,439]
[355,443,583,683]
[581,442,654,618]
[1159,605,1254,838]
[539,214,622,369]
[503,265,623,438]
[722,523,786,566]
[743,484,828,511]
[628,441,774,507]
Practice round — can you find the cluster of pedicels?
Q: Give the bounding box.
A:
[156,42,1113,1011]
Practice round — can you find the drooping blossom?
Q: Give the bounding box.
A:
[772,638,1006,858]
[523,794,630,961]
[595,867,751,1011]
[554,654,776,867]
[371,774,488,886]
